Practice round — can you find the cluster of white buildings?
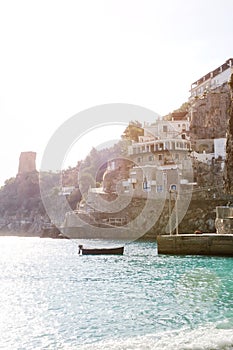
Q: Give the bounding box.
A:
[86,59,232,201]
[122,113,193,197]
[189,58,233,99]
[119,59,233,197]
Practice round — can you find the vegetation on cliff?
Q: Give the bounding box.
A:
[121,121,144,141]
[0,139,127,232]
[1,83,233,236]
[0,172,42,217]
[78,141,127,196]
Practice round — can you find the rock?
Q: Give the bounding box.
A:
[224,73,233,194]
[40,224,70,239]
[190,83,230,139]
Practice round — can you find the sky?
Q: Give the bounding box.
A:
[0,0,233,185]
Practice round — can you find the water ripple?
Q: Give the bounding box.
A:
[0,237,233,349]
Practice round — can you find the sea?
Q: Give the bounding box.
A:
[1,237,233,350]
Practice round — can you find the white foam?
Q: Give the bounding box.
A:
[69,324,233,350]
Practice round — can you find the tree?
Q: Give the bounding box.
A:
[121,121,144,142]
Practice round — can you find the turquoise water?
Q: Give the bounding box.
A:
[1,237,233,349]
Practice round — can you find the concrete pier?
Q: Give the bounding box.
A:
[157,234,233,257]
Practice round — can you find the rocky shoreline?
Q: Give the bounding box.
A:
[0,198,229,240]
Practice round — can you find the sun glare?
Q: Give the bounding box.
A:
[62,124,127,170]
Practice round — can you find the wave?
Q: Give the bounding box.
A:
[74,323,233,350]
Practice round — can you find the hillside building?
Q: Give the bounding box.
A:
[128,116,190,167]
[122,116,193,197]
[190,58,233,100]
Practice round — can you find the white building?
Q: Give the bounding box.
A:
[143,117,190,141]
[125,115,193,197]
[59,186,75,196]
[128,115,191,167]
[190,58,233,99]
[214,138,226,160]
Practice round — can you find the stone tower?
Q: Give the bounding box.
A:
[18,152,37,174]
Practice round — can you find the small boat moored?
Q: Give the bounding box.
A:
[78,245,124,255]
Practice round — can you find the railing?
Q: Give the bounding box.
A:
[107,217,128,226]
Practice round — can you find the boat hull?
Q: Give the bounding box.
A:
[79,246,124,255]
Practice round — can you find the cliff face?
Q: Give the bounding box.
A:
[189,79,233,197]
[102,159,132,193]
[190,83,230,139]
[0,152,80,235]
[0,152,43,233]
[1,73,233,236]
[224,73,233,194]
[0,171,45,234]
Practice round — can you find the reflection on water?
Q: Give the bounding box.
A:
[0,237,233,349]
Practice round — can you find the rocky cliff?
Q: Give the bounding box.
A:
[190,83,230,139]
[0,152,80,235]
[0,171,45,234]
[2,74,233,237]
[224,73,233,194]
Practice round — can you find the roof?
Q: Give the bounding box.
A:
[191,58,233,88]
[171,111,188,120]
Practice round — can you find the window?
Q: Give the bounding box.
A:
[157,185,163,193]
[143,178,151,192]
[148,155,154,161]
[158,154,163,161]
[163,125,168,132]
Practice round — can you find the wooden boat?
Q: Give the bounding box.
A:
[78,245,124,255]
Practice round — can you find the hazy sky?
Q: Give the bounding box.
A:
[0,0,233,185]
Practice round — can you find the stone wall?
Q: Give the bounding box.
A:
[71,192,227,240]
[143,199,226,239]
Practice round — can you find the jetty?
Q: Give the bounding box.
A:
[157,206,233,257]
[157,233,233,257]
